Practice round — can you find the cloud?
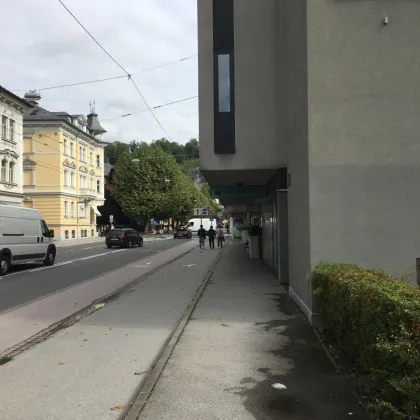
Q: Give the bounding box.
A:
[0,0,198,144]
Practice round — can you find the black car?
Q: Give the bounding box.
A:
[173,226,192,239]
[106,228,144,248]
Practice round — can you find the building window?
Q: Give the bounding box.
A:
[90,177,94,190]
[90,152,93,166]
[64,139,68,155]
[91,229,94,237]
[70,142,74,158]
[64,201,68,217]
[1,116,7,139]
[217,54,231,112]
[96,155,100,168]
[84,229,87,237]
[64,170,68,186]
[9,120,14,142]
[71,201,74,218]
[72,230,75,238]
[96,179,101,193]
[65,230,69,239]
[8,161,14,184]
[70,172,75,187]
[1,159,6,182]
[79,146,83,162]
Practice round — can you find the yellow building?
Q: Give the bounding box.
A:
[22,91,106,241]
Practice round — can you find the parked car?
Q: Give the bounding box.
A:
[106,228,143,248]
[0,205,55,275]
[173,226,192,239]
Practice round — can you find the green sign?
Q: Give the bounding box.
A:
[211,185,266,199]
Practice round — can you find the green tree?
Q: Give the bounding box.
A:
[104,141,130,165]
[113,143,199,224]
[199,183,220,216]
[184,138,199,159]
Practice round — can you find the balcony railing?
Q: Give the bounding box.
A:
[79,188,97,199]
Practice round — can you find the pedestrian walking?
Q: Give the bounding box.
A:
[197,224,207,250]
[216,225,225,248]
[208,225,216,249]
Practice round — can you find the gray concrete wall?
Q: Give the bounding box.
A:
[198,0,286,173]
[280,0,313,318]
[307,0,420,282]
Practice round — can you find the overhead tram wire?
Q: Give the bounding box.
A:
[102,95,198,122]
[12,55,196,92]
[11,93,197,156]
[57,0,175,141]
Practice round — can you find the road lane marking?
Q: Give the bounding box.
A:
[79,252,109,261]
[7,249,129,275]
[28,261,74,272]
[0,240,176,279]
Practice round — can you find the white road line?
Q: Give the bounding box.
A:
[1,249,129,276]
[79,252,109,261]
[81,245,105,250]
[28,261,74,272]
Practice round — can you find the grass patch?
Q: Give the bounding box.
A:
[0,356,12,365]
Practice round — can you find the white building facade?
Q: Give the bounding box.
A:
[0,86,31,206]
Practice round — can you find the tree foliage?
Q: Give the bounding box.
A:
[107,138,220,223]
[113,143,200,221]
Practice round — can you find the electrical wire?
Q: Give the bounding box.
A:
[58,0,129,76]
[130,78,173,141]
[57,0,175,141]
[12,55,196,92]
[101,95,197,122]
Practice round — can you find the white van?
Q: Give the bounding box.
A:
[0,205,56,275]
[184,218,215,235]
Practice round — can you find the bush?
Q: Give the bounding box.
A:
[313,263,420,419]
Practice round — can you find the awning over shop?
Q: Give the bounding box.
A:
[91,205,101,216]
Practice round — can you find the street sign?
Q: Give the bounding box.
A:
[210,216,214,222]
[194,208,208,216]
[211,185,266,199]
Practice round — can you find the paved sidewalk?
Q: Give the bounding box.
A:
[139,242,367,420]
[0,246,219,420]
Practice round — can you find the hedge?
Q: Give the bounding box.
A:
[313,263,420,419]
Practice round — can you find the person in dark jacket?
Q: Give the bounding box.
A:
[197,225,207,250]
[207,226,216,249]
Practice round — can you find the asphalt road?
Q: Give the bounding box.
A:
[0,237,189,313]
[0,247,219,420]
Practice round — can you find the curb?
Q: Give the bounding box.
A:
[311,327,367,413]
[0,244,198,359]
[124,247,225,420]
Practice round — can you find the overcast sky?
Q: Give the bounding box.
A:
[1,0,198,144]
